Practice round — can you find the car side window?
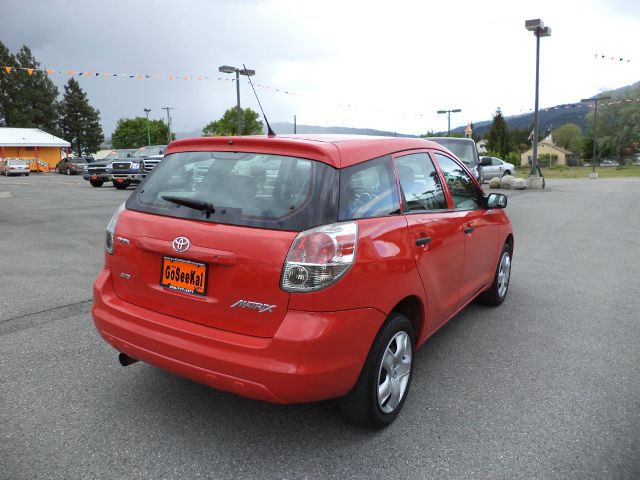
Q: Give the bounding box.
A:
[395,153,447,211]
[434,153,483,210]
[338,155,400,220]
[492,158,502,166]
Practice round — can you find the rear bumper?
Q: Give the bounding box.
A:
[92,267,385,404]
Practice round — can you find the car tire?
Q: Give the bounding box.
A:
[477,243,512,306]
[113,181,129,190]
[339,312,415,428]
[89,179,103,187]
[54,167,59,174]
[502,170,512,176]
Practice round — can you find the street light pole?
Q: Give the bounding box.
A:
[580,95,611,178]
[525,19,551,184]
[143,108,151,146]
[219,65,256,135]
[437,108,461,135]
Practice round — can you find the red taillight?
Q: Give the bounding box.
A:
[281,222,358,292]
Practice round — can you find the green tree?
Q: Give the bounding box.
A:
[582,87,640,163]
[202,106,264,136]
[485,108,512,158]
[511,126,534,153]
[9,45,59,132]
[0,41,17,126]
[58,78,104,154]
[111,117,171,148]
[552,123,582,155]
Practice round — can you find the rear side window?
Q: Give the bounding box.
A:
[338,155,400,220]
[395,153,447,211]
[128,151,339,231]
[434,153,483,210]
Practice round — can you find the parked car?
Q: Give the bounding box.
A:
[83,149,136,187]
[93,135,513,428]
[55,157,91,175]
[429,137,484,183]
[0,158,30,176]
[480,156,516,180]
[110,145,166,189]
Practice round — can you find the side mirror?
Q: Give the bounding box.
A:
[480,157,492,166]
[486,193,507,209]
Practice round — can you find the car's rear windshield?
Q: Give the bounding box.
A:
[127,151,339,231]
[7,159,28,165]
[431,139,475,166]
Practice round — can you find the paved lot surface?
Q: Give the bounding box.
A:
[1,174,639,479]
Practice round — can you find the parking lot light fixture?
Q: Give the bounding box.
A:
[525,18,551,187]
[437,109,462,136]
[143,108,151,146]
[218,65,256,135]
[580,95,612,179]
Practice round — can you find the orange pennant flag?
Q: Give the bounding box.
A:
[137,74,142,80]
[168,75,174,80]
[27,68,34,75]
[102,73,110,78]
[4,66,12,74]
[67,70,74,76]
[85,71,92,77]
[47,69,54,75]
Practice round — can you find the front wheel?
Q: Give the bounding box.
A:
[339,312,414,428]
[477,243,512,306]
[89,179,103,187]
[112,180,129,190]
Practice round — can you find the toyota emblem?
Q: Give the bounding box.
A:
[172,236,190,253]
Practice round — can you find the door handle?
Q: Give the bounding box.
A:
[463,226,474,234]
[416,237,432,246]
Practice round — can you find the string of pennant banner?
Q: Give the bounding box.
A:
[594,54,632,63]
[2,63,640,120]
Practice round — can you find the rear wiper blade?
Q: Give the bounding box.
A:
[162,195,215,218]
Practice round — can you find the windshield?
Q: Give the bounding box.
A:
[132,146,165,158]
[127,151,339,231]
[431,139,475,166]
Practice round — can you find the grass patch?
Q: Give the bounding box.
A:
[514,165,640,178]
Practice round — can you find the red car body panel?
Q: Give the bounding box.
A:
[92,134,514,404]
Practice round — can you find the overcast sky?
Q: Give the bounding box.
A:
[3,0,640,137]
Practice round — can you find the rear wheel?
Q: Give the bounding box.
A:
[339,312,414,428]
[502,170,512,176]
[89,179,103,187]
[477,243,512,306]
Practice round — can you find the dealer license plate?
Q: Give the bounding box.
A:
[160,257,208,296]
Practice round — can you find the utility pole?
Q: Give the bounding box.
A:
[580,95,611,179]
[162,107,174,144]
[294,115,297,134]
[437,109,462,135]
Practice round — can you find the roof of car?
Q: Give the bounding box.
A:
[167,134,445,168]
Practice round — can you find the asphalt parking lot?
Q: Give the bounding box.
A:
[1,174,639,479]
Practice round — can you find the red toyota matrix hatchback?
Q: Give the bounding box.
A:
[93,135,513,428]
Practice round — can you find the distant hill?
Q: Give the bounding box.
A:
[174,124,420,139]
[452,80,640,137]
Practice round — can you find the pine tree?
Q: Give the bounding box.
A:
[58,78,104,154]
[486,108,512,159]
[10,45,59,132]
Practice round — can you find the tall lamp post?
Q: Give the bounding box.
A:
[437,108,462,135]
[580,95,611,179]
[525,19,551,187]
[218,65,256,135]
[143,108,151,146]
